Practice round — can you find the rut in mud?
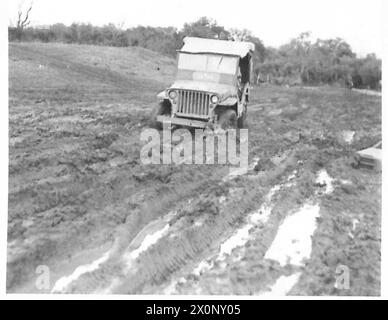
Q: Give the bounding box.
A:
[8,42,381,295]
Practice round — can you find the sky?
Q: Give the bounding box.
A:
[7,0,384,57]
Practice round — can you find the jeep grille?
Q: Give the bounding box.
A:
[176,90,210,119]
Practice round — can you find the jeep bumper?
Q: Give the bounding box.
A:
[156,115,208,128]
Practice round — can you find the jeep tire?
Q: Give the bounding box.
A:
[218,109,237,130]
[151,101,171,130]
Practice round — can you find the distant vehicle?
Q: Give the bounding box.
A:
[152,37,255,129]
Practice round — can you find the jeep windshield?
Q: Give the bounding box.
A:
[176,53,238,84]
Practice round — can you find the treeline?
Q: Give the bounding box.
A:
[9,17,381,89]
[256,32,381,89]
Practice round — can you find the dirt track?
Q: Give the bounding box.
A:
[8,42,381,295]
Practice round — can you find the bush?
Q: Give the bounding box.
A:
[358,54,381,90]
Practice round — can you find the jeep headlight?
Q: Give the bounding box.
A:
[168,90,177,99]
[210,95,219,104]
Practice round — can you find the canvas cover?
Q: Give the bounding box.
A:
[180,37,255,57]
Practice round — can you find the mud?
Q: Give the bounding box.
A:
[8,42,381,295]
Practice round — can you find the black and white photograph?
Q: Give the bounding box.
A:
[1,0,385,300]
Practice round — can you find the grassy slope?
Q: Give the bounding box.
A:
[9,42,176,105]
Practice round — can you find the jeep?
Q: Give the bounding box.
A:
[152,37,255,130]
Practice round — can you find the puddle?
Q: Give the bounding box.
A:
[163,176,293,294]
[125,224,170,263]
[264,204,320,267]
[223,157,260,182]
[217,183,281,260]
[52,211,175,293]
[122,212,176,270]
[217,187,278,259]
[218,225,251,257]
[192,260,214,277]
[51,250,110,293]
[258,272,301,296]
[316,169,335,194]
[342,130,355,144]
[260,204,320,295]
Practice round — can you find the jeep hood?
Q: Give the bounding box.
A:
[169,80,237,100]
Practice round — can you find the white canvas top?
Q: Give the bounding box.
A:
[180,37,255,57]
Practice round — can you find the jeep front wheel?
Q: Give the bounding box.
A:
[151,100,171,130]
[218,109,237,130]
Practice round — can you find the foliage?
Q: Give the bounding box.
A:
[8,18,381,89]
[255,33,381,89]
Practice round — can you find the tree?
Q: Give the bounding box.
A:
[229,28,252,41]
[15,1,33,40]
[180,17,230,40]
[357,54,381,89]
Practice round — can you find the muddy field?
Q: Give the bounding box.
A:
[8,42,381,295]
